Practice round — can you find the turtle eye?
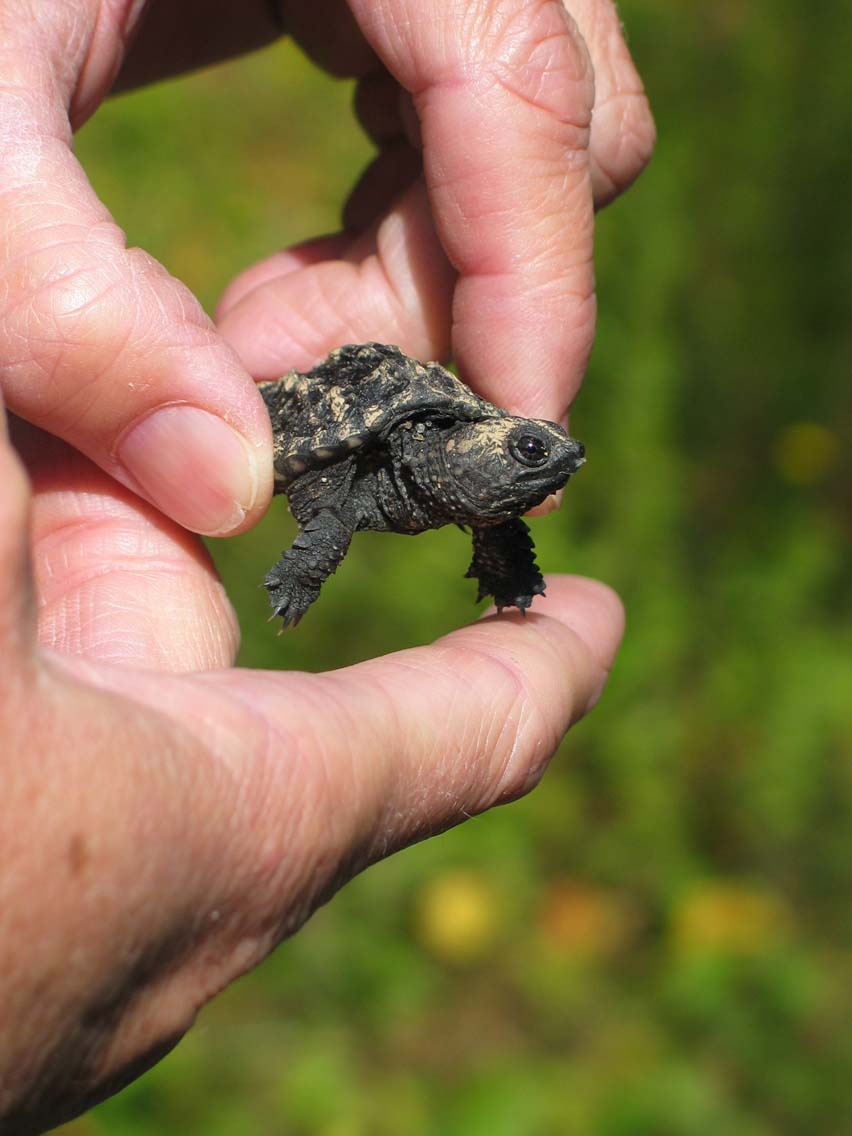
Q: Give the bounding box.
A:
[510,433,550,467]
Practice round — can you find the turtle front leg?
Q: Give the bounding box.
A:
[465,519,546,613]
[265,510,353,628]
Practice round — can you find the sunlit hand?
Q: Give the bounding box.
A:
[2,400,623,1131]
[218,0,656,418]
[0,0,652,660]
[0,0,652,661]
[0,2,647,1128]
[0,1,654,567]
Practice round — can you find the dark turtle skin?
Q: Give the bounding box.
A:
[259,343,585,627]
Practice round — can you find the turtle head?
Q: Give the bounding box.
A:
[436,416,585,521]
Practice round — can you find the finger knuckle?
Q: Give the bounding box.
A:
[592,88,656,201]
[0,230,127,399]
[484,0,595,137]
[487,691,561,806]
[0,226,212,432]
[446,641,564,808]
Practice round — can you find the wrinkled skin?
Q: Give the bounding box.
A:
[0,0,652,1130]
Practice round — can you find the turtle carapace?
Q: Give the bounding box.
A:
[259,343,585,627]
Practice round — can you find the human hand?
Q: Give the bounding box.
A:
[0,0,652,544]
[9,0,653,449]
[0,4,643,1123]
[0,3,277,543]
[1,397,623,1131]
[215,0,656,420]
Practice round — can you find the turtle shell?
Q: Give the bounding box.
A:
[259,343,499,488]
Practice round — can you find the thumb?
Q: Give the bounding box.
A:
[0,47,272,537]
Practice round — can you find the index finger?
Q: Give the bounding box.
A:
[348,0,597,420]
[0,16,272,539]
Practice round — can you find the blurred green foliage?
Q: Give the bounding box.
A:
[60,1,851,1132]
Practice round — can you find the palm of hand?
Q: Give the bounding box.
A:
[3,410,618,1120]
[0,0,650,1124]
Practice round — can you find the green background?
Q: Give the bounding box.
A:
[60,1,851,1132]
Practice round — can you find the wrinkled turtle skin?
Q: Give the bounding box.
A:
[259,343,585,627]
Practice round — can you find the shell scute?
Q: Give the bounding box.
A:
[260,342,496,486]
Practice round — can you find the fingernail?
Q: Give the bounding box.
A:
[118,406,259,535]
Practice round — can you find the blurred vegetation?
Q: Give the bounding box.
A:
[59,0,851,1132]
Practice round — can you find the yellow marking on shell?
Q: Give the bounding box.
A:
[325,387,350,420]
[363,405,386,429]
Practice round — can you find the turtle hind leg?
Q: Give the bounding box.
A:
[265,510,353,628]
[465,519,546,613]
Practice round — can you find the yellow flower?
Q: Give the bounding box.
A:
[414,870,501,964]
[773,422,839,485]
[672,881,791,956]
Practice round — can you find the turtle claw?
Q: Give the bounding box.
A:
[265,573,317,629]
[493,586,544,616]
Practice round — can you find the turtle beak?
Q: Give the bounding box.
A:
[566,438,585,474]
[550,433,584,479]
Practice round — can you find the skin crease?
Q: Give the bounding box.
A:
[0,0,653,1130]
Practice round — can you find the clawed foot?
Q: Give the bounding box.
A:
[492,578,547,614]
[264,564,320,629]
[466,520,546,615]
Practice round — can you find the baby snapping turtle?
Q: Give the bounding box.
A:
[259,343,585,627]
